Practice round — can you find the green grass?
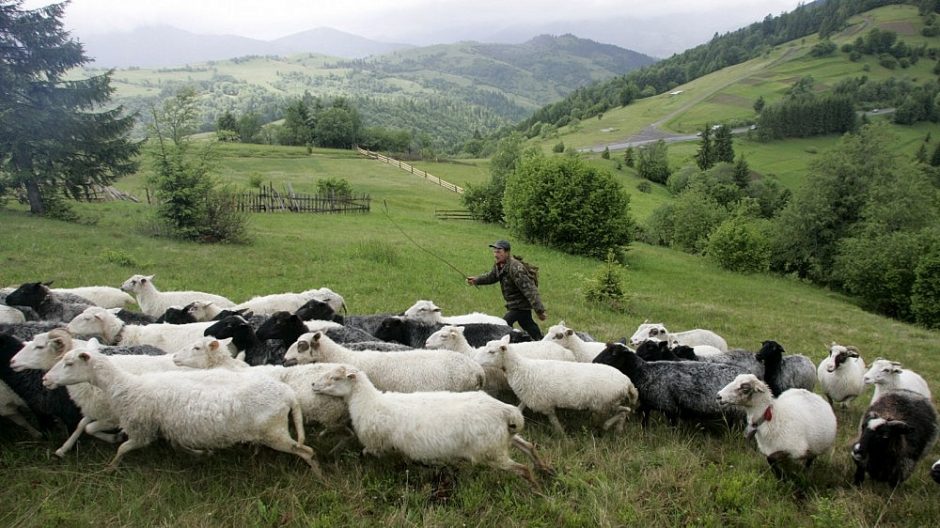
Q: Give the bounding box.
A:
[2,144,939,527]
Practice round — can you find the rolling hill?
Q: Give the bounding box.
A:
[86,34,656,148]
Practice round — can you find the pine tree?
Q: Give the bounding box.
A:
[733,155,751,188]
[624,147,635,167]
[915,143,928,164]
[930,142,940,167]
[601,146,610,159]
[695,124,714,170]
[0,0,140,216]
[713,124,735,164]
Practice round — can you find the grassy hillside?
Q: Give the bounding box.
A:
[1,144,939,526]
[87,34,654,148]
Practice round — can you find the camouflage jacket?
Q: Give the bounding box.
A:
[475,257,545,313]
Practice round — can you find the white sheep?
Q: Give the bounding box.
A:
[404,299,508,326]
[717,373,837,477]
[302,287,346,315]
[817,343,866,407]
[185,300,224,322]
[11,329,185,456]
[171,337,349,431]
[629,321,728,352]
[52,287,135,309]
[120,274,235,317]
[67,306,214,352]
[311,365,552,485]
[864,359,932,403]
[476,341,638,434]
[543,322,605,362]
[284,331,484,393]
[0,305,26,324]
[43,340,319,473]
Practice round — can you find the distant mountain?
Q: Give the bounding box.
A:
[78,25,412,67]
[99,33,656,148]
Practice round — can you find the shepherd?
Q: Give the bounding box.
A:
[466,240,547,340]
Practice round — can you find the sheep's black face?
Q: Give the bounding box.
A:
[756,340,784,361]
[373,318,405,342]
[205,316,249,340]
[672,345,697,360]
[295,299,335,321]
[5,282,49,308]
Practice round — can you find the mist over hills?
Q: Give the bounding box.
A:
[80,25,414,67]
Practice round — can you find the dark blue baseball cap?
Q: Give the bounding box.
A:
[488,240,511,251]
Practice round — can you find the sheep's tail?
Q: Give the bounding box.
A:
[506,405,525,434]
[290,399,306,445]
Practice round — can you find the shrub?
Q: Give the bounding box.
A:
[912,247,940,328]
[707,215,772,273]
[636,181,651,193]
[667,165,698,195]
[636,140,670,184]
[199,186,251,244]
[668,186,729,254]
[553,141,565,153]
[601,146,610,159]
[317,177,352,198]
[584,249,628,312]
[503,154,635,258]
[247,173,263,189]
[643,203,676,246]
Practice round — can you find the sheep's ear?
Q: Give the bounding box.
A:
[739,382,752,393]
[565,329,574,337]
[312,332,322,341]
[455,326,465,335]
[499,334,510,344]
[498,344,508,352]
[642,318,649,324]
[346,370,358,381]
[50,336,67,353]
[846,346,860,357]
[297,340,310,352]
[885,420,913,434]
[42,280,54,287]
[78,351,91,362]
[559,320,566,326]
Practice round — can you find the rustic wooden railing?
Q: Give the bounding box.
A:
[357,147,464,194]
[235,183,370,213]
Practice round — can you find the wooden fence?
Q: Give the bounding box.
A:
[434,209,474,220]
[357,147,464,194]
[235,183,370,214]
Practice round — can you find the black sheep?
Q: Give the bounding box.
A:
[294,298,344,323]
[5,282,92,323]
[0,333,82,435]
[252,312,378,365]
[373,317,527,348]
[205,315,286,366]
[594,342,746,427]
[852,389,938,486]
[755,340,816,396]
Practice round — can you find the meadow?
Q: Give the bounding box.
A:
[1,143,939,527]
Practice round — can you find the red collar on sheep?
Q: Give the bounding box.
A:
[751,405,773,429]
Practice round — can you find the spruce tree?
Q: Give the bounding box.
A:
[930,141,940,167]
[695,125,714,170]
[0,0,139,216]
[713,124,735,163]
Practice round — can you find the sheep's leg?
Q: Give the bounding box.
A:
[107,436,151,470]
[803,454,816,469]
[852,462,867,486]
[766,451,788,479]
[85,420,122,444]
[511,434,554,476]
[494,455,537,487]
[56,415,93,457]
[602,408,628,433]
[4,411,43,439]
[262,432,323,478]
[545,409,565,435]
[289,402,306,446]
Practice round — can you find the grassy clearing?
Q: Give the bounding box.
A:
[1,145,939,527]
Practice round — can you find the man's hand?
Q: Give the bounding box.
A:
[536,310,547,321]
[466,276,477,285]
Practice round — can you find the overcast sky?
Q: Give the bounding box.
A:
[25,0,808,56]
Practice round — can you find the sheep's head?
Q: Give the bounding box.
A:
[476,339,509,368]
[307,287,346,314]
[756,340,785,362]
[66,306,112,337]
[185,300,218,321]
[853,414,913,464]
[10,329,71,372]
[827,343,861,372]
[403,300,443,323]
[629,322,668,346]
[256,311,305,342]
[863,359,902,385]
[121,274,153,293]
[283,331,325,366]
[592,342,637,371]
[5,281,53,309]
[172,337,233,369]
[717,374,768,408]
[43,339,102,388]
[425,325,463,349]
[205,315,251,341]
[311,365,360,397]
[159,306,196,324]
[294,298,335,322]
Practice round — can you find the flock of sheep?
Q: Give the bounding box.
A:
[1,275,938,489]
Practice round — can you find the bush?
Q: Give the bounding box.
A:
[317,177,352,198]
[248,173,263,189]
[668,187,729,254]
[553,141,565,153]
[503,154,635,258]
[584,249,628,312]
[912,247,940,328]
[667,165,698,195]
[636,181,651,193]
[707,216,772,273]
[643,203,676,246]
[199,186,251,244]
[601,147,610,159]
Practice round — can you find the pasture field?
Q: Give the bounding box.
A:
[1,144,939,527]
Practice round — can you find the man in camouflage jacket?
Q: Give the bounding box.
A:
[467,239,546,340]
